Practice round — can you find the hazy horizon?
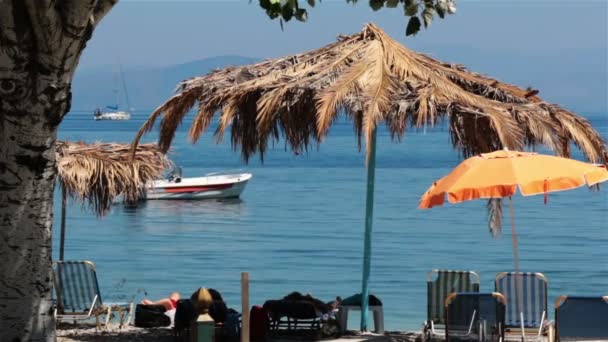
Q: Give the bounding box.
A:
[74,0,608,112]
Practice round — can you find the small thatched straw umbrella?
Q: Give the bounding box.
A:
[55,141,169,260]
[132,23,608,330]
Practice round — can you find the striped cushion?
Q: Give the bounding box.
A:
[427,270,479,324]
[495,272,547,328]
[54,261,103,313]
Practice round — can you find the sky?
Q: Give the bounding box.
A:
[77,0,608,112]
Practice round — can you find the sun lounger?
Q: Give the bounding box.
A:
[494,272,548,341]
[263,299,322,331]
[554,295,608,341]
[424,270,480,341]
[262,292,334,332]
[53,260,133,328]
[445,292,506,342]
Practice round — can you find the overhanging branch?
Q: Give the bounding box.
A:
[93,0,118,26]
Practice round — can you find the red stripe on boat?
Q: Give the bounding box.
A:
[163,183,233,193]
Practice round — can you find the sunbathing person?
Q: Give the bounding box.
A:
[141,292,181,311]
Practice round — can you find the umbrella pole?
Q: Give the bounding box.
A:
[360,127,377,332]
[59,186,67,261]
[509,197,524,341]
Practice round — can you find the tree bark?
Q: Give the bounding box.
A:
[0,1,116,340]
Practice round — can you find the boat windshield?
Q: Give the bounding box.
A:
[165,166,182,183]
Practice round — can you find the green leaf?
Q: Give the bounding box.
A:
[405,15,421,35]
[386,0,399,8]
[259,0,270,10]
[307,0,316,6]
[422,7,434,27]
[295,8,308,21]
[259,0,282,19]
[267,7,281,19]
[369,0,385,11]
[281,2,294,21]
[404,0,418,16]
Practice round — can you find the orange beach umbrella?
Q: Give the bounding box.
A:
[419,150,608,208]
[418,149,608,325]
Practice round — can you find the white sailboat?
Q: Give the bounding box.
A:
[94,63,132,121]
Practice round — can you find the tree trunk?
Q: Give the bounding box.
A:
[0,105,62,342]
[0,1,116,340]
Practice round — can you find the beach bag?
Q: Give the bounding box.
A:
[321,318,341,338]
[208,288,228,323]
[134,304,171,328]
[174,299,197,332]
[223,308,241,339]
[249,305,269,341]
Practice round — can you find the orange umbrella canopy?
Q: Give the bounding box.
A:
[419,150,608,209]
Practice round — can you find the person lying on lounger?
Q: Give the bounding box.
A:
[141,292,181,311]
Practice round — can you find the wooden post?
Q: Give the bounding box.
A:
[241,272,250,342]
[190,288,215,342]
[192,313,215,342]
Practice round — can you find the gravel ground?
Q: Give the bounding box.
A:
[57,324,422,342]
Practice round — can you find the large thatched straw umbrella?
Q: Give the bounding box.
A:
[132,23,608,330]
[55,141,169,260]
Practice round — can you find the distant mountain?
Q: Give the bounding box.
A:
[70,55,257,113]
[415,45,607,114]
[70,51,607,115]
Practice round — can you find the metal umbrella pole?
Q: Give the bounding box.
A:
[508,197,525,342]
[360,127,377,331]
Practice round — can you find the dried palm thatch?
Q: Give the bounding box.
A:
[133,23,607,165]
[56,141,169,216]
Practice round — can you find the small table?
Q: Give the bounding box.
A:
[338,305,384,334]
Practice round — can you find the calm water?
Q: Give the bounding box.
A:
[54,112,608,330]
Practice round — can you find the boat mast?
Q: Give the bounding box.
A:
[118,63,132,112]
[112,88,119,110]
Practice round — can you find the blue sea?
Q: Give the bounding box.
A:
[54,111,607,330]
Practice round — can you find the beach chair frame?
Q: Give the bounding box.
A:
[424,269,480,341]
[53,260,133,328]
[554,295,608,341]
[269,315,321,332]
[494,272,548,341]
[444,292,506,342]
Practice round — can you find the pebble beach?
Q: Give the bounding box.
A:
[57,325,421,342]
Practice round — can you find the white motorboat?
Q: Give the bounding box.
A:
[144,171,252,200]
